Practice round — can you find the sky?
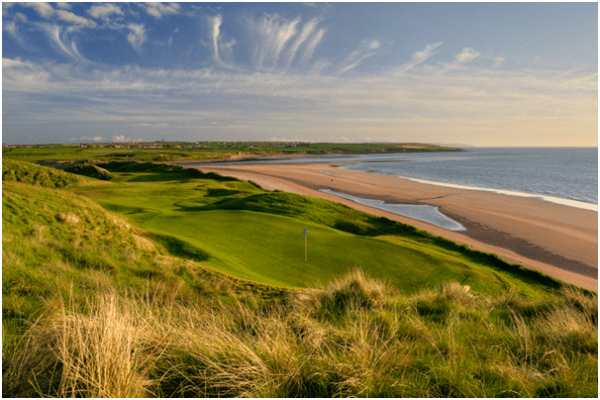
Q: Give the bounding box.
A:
[2,2,598,146]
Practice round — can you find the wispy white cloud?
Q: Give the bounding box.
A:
[3,3,15,17]
[242,14,326,70]
[209,14,236,69]
[56,3,72,10]
[299,27,325,66]
[143,3,180,19]
[338,39,381,74]
[168,27,179,46]
[430,47,481,77]
[284,16,322,67]
[248,14,300,69]
[14,12,27,21]
[87,3,124,21]
[455,47,480,63]
[127,23,147,53]
[55,10,96,27]
[38,23,89,62]
[2,20,30,48]
[397,42,443,73]
[492,56,505,67]
[26,2,55,18]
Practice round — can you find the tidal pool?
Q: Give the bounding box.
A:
[320,189,467,231]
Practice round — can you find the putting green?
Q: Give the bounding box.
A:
[138,210,507,292]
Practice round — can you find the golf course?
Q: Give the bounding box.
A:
[3,157,598,397]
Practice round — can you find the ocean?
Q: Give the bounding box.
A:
[235,147,597,211]
[334,147,597,211]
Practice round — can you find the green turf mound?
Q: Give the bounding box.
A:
[2,159,83,188]
[64,163,114,181]
[143,231,210,262]
[200,191,411,234]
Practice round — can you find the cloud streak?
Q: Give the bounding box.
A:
[209,14,229,68]
[38,23,89,62]
[127,23,147,53]
[55,10,96,27]
[27,2,55,18]
[397,42,443,73]
[245,14,326,71]
[455,47,480,63]
[143,3,181,19]
[338,40,381,74]
[87,3,124,21]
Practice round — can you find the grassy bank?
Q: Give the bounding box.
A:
[3,159,597,397]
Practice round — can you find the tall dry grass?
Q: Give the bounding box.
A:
[3,271,598,398]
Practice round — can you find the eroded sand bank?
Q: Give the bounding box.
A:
[191,161,598,292]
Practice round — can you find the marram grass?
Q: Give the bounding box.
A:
[3,271,597,398]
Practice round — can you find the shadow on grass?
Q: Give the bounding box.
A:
[97,161,239,182]
[205,188,242,197]
[143,231,210,262]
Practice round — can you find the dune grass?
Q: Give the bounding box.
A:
[2,159,84,188]
[4,271,597,398]
[3,159,597,397]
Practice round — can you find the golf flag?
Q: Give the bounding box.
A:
[303,229,307,262]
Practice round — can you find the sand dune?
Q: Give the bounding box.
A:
[192,161,598,292]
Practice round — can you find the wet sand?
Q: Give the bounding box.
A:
[191,161,598,292]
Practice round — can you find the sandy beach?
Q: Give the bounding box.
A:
[192,161,598,292]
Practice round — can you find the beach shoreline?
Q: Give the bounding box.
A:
[191,161,598,292]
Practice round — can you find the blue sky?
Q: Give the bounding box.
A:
[2,2,598,146]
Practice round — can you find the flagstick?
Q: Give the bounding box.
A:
[305,233,307,262]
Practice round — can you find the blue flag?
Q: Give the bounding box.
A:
[303,229,307,235]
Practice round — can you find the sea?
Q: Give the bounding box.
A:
[246,147,597,212]
[334,147,598,212]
